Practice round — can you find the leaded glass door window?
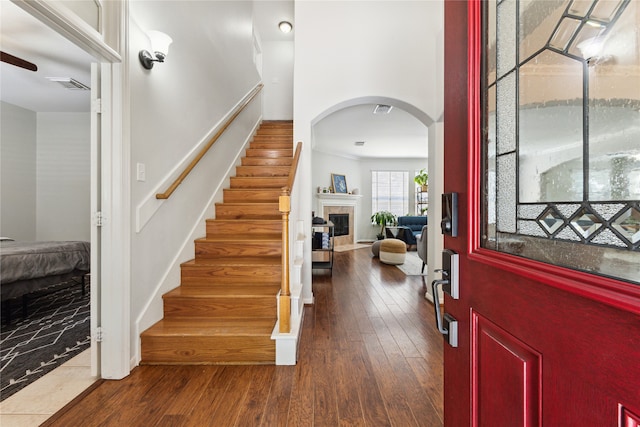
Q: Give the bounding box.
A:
[482,0,640,284]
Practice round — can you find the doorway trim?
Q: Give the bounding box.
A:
[12,0,132,378]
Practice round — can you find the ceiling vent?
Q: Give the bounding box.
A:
[46,77,90,90]
[354,141,365,146]
[373,104,393,114]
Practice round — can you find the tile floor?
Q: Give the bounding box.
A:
[0,349,96,427]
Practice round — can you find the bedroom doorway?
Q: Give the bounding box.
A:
[2,0,129,384]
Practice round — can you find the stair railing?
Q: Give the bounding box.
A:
[156,84,263,199]
[279,141,302,333]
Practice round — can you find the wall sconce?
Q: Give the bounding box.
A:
[139,30,173,70]
[278,21,293,33]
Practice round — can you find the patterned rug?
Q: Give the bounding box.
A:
[0,280,90,401]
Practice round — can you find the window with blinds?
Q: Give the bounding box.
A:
[371,171,409,217]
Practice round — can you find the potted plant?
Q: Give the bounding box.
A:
[414,168,429,191]
[371,210,397,240]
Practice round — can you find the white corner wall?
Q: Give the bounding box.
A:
[262,41,294,120]
[36,113,91,241]
[128,1,262,361]
[0,102,37,241]
[294,0,444,296]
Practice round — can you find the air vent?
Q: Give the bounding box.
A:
[373,104,393,114]
[354,141,365,146]
[46,77,90,90]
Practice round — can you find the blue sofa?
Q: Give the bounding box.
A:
[396,216,428,246]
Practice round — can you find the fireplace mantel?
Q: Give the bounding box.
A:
[315,193,363,202]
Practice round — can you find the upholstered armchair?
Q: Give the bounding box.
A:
[416,225,428,273]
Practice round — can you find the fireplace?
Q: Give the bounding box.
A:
[322,205,355,246]
[329,214,349,237]
[316,193,362,246]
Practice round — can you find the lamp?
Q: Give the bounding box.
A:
[139,30,173,70]
[278,21,293,33]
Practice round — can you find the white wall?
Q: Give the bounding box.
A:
[295,0,443,298]
[128,1,262,360]
[0,105,89,242]
[0,102,37,241]
[262,41,294,120]
[36,113,90,241]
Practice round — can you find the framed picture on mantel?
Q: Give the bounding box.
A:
[331,174,347,194]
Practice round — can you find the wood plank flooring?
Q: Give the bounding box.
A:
[44,248,444,426]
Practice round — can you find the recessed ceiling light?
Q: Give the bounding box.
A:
[355,141,365,146]
[373,104,393,114]
[279,21,293,33]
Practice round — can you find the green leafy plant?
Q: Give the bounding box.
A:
[371,210,397,239]
[414,168,429,188]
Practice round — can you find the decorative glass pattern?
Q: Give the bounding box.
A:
[497,71,516,155]
[568,0,595,17]
[519,220,546,237]
[497,0,517,78]
[481,0,640,285]
[518,204,546,220]
[590,0,625,22]
[549,17,581,50]
[497,153,516,233]
[570,207,603,238]
[591,229,628,248]
[612,207,640,244]
[538,207,564,235]
[520,0,568,61]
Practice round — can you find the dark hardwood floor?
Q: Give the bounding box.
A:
[44,247,444,426]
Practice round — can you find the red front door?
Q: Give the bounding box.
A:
[442,0,640,425]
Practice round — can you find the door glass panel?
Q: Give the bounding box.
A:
[521,0,568,60]
[568,0,595,17]
[481,0,640,284]
[497,0,517,78]
[519,50,583,203]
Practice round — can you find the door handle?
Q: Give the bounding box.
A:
[431,249,460,347]
[432,279,458,347]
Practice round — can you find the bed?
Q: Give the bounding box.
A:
[1,240,90,320]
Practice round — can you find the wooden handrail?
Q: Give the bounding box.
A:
[283,141,303,195]
[278,141,302,334]
[156,84,263,199]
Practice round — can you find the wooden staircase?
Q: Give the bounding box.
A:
[140,121,293,365]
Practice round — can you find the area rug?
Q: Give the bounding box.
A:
[0,281,91,401]
[334,243,372,252]
[395,251,427,276]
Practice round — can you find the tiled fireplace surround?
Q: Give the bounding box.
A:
[316,193,362,247]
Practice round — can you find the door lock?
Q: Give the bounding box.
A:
[441,192,458,236]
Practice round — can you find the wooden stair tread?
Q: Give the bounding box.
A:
[215,202,280,207]
[165,285,279,298]
[182,256,281,267]
[241,157,292,166]
[195,236,281,243]
[142,318,275,337]
[205,218,281,224]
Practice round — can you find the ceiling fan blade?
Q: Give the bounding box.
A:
[0,51,38,72]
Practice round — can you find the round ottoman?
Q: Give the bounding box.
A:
[379,238,406,265]
[371,240,382,257]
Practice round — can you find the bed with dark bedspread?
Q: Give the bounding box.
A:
[0,241,90,302]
